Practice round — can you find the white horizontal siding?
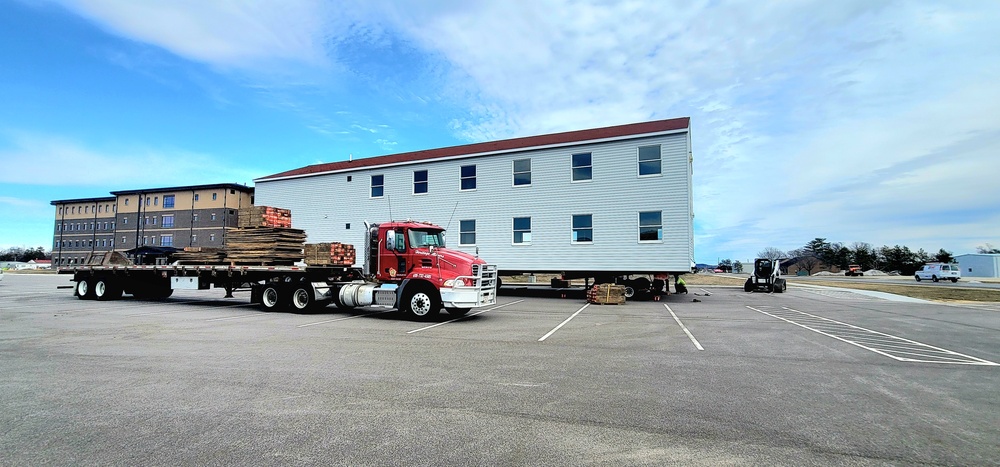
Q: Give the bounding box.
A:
[256,130,693,274]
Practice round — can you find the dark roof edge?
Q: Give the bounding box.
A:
[50,196,118,205]
[110,183,253,196]
[256,117,690,182]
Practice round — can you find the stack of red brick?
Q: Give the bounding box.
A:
[303,242,356,266]
[238,206,292,228]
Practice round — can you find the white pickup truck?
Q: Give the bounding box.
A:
[915,263,961,283]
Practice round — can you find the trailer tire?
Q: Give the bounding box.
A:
[76,279,94,300]
[402,285,440,320]
[289,286,315,313]
[94,278,122,301]
[261,285,282,310]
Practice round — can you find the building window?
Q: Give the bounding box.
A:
[211,213,217,221]
[371,175,384,198]
[572,214,593,243]
[513,217,531,244]
[460,220,476,245]
[194,193,200,201]
[460,165,476,190]
[210,233,216,242]
[124,199,129,206]
[413,170,428,194]
[123,217,128,225]
[154,196,159,206]
[639,211,662,242]
[212,193,218,201]
[192,213,199,223]
[638,145,661,176]
[152,216,157,225]
[191,234,197,244]
[162,215,174,228]
[161,234,173,247]
[163,195,175,208]
[145,196,151,206]
[121,236,127,245]
[572,153,592,181]
[347,176,352,182]
[513,159,531,186]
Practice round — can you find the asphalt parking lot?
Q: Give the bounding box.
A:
[2,274,998,466]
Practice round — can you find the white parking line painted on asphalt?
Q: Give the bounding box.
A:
[665,304,704,350]
[407,300,524,334]
[747,305,999,366]
[205,313,269,322]
[298,310,391,327]
[538,303,589,342]
[127,302,252,317]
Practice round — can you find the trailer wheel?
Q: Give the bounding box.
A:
[289,286,315,312]
[76,279,94,300]
[261,285,282,310]
[94,278,122,301]
[403,285,440,319]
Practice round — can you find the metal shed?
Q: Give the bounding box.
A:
[954,254,1000,278]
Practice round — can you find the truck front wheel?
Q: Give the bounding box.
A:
[403,286,440,319]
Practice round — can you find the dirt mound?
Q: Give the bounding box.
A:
[812,271,836,276]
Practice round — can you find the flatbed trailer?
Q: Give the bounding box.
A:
[60,263,364,312]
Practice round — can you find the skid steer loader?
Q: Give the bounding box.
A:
[744,258,787,293]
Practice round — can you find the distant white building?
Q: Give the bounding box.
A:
[954,254,1000,278]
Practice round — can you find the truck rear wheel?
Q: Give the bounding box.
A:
[261,285,282,310]
[932,275,939,282]
[289,286,317,312]
[403,285,440,319]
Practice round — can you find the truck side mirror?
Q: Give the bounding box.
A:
[385,230,395,250]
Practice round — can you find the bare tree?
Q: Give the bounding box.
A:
[977,243,1000,254]
[795,255,822,275]
[756,247,785,261]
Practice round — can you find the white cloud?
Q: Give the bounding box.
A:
[55,0,337,73]
[41,0,1000,259]
[0,131,260,188]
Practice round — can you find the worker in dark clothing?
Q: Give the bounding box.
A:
[675,275,688,294]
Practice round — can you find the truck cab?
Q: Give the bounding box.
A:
[340,220,497,318]
[915,263,961,283]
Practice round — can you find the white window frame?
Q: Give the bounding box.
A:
[571,153,593,182]
[371,174,384,198]
[638,211,663,243]
[460,165,476,191]
[637,145,662,177]
[413,170,429,195]
[512,217,532,245]
[571,214,593,244]
[459,219,476,245]
[513,159,531,187]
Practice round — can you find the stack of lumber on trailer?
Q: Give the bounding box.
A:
[238,206,292,228]
[587,284,626,305]
[172,247,226,264]
[303,242,356,266]
[224,227,306,265]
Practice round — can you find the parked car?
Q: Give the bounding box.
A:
[915,263,961,283]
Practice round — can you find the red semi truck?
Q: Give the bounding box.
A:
[60,220,498,319]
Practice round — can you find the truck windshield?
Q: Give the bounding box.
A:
[408,229,445,248]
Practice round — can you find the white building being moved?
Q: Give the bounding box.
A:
[254,118,694,282]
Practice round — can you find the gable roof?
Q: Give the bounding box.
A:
[256,117,689,182]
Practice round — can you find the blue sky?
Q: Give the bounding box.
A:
[1,0,998,263]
